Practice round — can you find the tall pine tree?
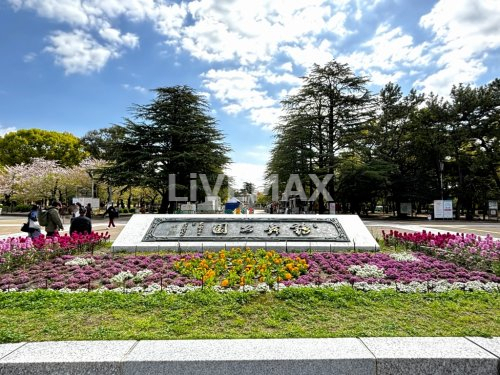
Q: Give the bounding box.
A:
[100,85,231,213]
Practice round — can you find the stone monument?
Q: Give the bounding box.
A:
[112,214,379,252]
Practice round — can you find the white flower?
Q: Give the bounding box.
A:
[65,257,95,266]
[396,282,428,293]
[389,253,418,262]
[110,271,134,284]
[348,264,385,278]
[133,269,153,282]
[353,282,394,291]
[255,283,271,293]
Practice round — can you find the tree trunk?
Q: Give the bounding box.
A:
[159,192,169,214]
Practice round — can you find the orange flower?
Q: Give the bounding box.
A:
[285,273,292,280]
[220,279,229,287]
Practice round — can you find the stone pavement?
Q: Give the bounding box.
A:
[2,212,499,241]
[0,337,499,374]
[0,214,126,240]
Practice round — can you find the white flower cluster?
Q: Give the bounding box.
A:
[389,252,418,262]
[64,257,95,266]
[212,282,286,293]
[110,269,154,284]
[110,270,134,284]
[2,280,499,295]
[133,269,153,282]
[348,264,385,278]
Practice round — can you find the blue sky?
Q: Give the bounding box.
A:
[1,0,499,190]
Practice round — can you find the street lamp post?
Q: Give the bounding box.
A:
[439,161,444,219]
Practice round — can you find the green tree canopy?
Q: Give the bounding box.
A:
[0,129,87,167]
[80,125,127,161]
[267,59,375,212]
[99,85,231,213]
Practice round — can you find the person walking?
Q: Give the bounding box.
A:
[45,200,64,237]
[85,203,92,219]
[105,204,118,229]
[27,204,41,238]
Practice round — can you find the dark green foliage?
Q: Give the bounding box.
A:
[267,60,375,212]
[0,129,87,167]
[96,86,231,213]
[267,60,500,216]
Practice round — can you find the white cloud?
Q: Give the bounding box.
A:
[44,30,116,75]
[338,23,430,87]
[6,0,354,129]
[122,84,147,93]
[278,62,293,72]
[244,145,271,164]
[224,162,266,191]
[23,52,36,62]
[369,69,405,86]
[153,2,188,38]
[44,29,138,75]
[280,38,335,70]
[9,0,90,26]
[201,68,286,129]
[0,127,16,137]
[172,1,351,67]
[248,107,282,131]
[202,68,275,111]
[9,0,500,130]
[414,59,487,97]
[417,0,500,94]
[98,26,139,49]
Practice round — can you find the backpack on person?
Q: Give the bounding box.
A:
[38,210,50,226]
[109,206,118,218]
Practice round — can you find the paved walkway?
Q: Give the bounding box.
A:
[1,213,499,241]
[0,215,126,240]
[0,337,499,374]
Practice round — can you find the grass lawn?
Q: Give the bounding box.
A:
[0,287,499,343]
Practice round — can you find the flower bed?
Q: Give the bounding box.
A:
[0,249,498,294]
[0,232,110,272]
[382,230,500,275]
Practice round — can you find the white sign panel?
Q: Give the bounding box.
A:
[488,201,498,210]
[72,197,100,210]
[400,202,412,215]
[434,200,453,219]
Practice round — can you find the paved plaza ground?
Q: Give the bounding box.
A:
[1,211,499,241]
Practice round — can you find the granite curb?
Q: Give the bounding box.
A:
[0,337,499,374]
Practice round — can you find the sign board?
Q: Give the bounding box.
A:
[434,200,453,219]
[488,201,498,218]
[400,203,412,215]
[72,197,100,210]
[329,203,336,214]
[143,217,349,243]
[180,203,196,212]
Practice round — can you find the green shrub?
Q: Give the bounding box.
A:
[14,204,31,212]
